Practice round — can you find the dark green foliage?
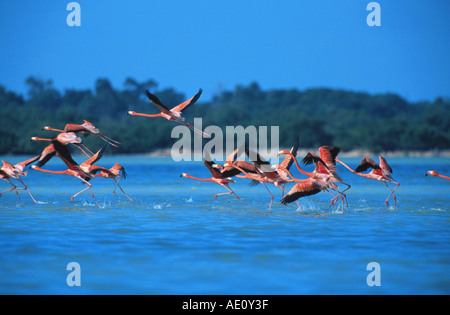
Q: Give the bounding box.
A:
[0,76,448,154]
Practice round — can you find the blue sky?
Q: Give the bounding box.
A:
[1,1,449,102]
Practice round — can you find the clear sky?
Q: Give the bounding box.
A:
[1,0,449,102]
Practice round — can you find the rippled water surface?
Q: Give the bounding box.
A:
[0,155,449,294]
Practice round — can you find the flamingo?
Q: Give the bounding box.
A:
[128,89,209,137]
[278,162,340,210]
[31,132,93,157]
[278,148,345,211]
[180,151,245,205]
[212,144,259,178]
[238,141,300,210]
[0,156,40,204]
[42,120,121,147]
[336,156,400,210]
[303,145,351,208]
[425,170,450,180]
[93,163,134,201]
[31,140,103,208]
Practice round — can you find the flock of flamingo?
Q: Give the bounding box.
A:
[1,88,448,210]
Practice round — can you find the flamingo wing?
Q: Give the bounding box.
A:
[36,144,57,168]
[203,151,222,178]
[319,145,340,172]
[355,157,380,173]
[52,139,80,170]
[281,179,322,205]
[302,152,330,174]
[171,88,203,114]
[145,90,172,115]
[279,137,299,171]
[81,146,106,168]
[378,156,393,174]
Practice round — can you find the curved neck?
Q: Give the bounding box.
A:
[279,166,302,182]
[284,151,313,178]
[336,158,371,179]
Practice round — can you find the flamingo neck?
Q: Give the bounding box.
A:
[183,174,213,182]
[32,166,68,175]
[132,112,162,118]
[32,137,53,142]
[285,151,314,178]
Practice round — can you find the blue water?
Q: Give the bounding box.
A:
[0,155,449,294]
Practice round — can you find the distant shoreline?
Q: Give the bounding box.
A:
[2,149,449,158]
[139,148,450,158]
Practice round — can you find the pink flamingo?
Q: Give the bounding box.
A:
[336,156,400,209]
[0,156,40,203]
[180,151,245,205]
[42,120,120,147]
[128,89,209,137]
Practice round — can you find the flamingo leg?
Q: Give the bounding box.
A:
[113,178,134,202]
[383,181,399,210]
[0,179,22,203]
[215,184,246,207]
[98,134,120,147]
[99,133,121,145]
[183,122,211,138]
[261,182,274,211]
[16,177,39,204]
[71,178,100,208]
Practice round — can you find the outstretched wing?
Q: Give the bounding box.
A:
[280,137,299,171]
[52,139,80,170]
[145,90,172,115]
[81,146,106,168]
[378,156,393,174]
[171,88,203,114]
[15,155,40,172]
[203,150,222,178]
[355,157,380,173]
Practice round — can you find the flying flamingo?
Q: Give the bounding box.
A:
[93,163,134,201]
[128,89,209,137]
[180,151,245,205]
[0,156,40,204]
[336,156,400,209]
[42,120,121,147]
[425,170,450,180]
[31,140,103,208]
[31,132,93,157]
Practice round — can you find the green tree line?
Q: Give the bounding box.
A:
[0,77,449,155]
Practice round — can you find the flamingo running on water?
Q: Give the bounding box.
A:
[180,151,245,205]
[0,156,40,204]
[31,140,105,208]
[93,163,134,201]
[336,156,400,210]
